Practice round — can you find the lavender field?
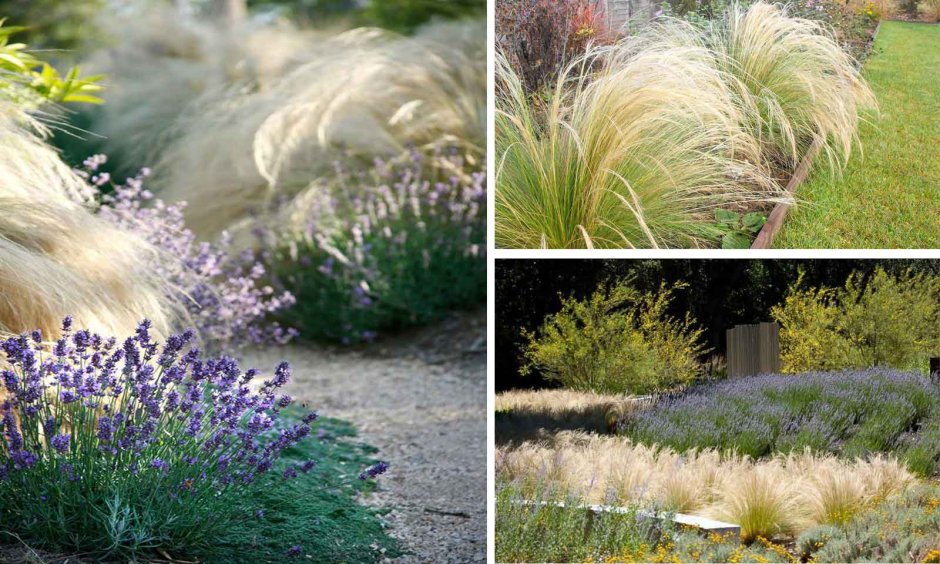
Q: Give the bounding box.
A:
[628,368,940,470]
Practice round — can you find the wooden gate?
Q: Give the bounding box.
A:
[726,322,780,377]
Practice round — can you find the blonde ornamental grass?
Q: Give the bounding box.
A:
[0,104,180,343]
[497,433,914,541]
[704,2,877,175]
[85,10,484,242]
[496,41,780,249]
[495,389,653,442]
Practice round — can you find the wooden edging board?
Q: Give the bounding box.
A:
[510,499,741,537]
[749,18,883,249]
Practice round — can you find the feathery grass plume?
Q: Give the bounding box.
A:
[709,460,803,542]
[496,433,914,539]
[495,389,652,443]
[705,2,877,175]
[788,451,915,527]
[82,5,325,177]
[495,33,779,249]
[108,17,485,241]
[0,105,180,342]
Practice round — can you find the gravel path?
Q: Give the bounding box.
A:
[242,309,487,563]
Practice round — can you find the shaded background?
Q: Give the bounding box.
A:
[496,259,940,391]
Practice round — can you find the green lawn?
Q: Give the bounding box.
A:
[777,21,940,248]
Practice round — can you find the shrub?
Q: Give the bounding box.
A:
[91,155,297,353]
[0,0,103,52]
[796,525,841,561]
[772,268,940,373]
[496,0,610,94]
[898,416,940,477]
[657,532,797,562]
[359,0,485,33]
[495,28,779,249]
[919,0,940,20]
[0,19,102,109]
[520,281,707,395]
[261,149,485,344]
[0,318,387,559]
[626,369,939,466]
[250,0,484,32]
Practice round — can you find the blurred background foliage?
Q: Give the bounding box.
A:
[497,260,940,390]
[0,0,485,53]
[250,0,485,32]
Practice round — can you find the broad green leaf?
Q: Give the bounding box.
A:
[743,212,766,232]
[715,208,740,226]
[721,231,753,249]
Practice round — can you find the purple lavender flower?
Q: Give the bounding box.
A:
[91,156,297,353]
[359,461,389,481]
[0,319,330,519]
[149,459,168,473]
[258,146,485,344]
[287,545,303,557]
[301,411,319,424]
[50,435,70,454]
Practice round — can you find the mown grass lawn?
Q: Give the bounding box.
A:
[777,21,940,248]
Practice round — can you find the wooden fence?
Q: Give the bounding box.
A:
[726,322,780,377]
[599,0,659,31]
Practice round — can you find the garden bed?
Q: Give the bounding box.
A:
[496,368,940,561]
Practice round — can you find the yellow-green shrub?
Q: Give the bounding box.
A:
[520,281,707,394]
[772,268,940,373]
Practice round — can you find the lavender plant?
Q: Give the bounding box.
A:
[626,369,940,470]
[264,148,486,343]
[0,318,387,559]
[85,155,298,353]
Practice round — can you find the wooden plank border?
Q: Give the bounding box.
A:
[510,499,741,537]
[750,19,883,249]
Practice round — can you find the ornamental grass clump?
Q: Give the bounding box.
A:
[705,2,877,175]
[495,34,780,249]
[0,317,360,559]
[0,106,181,341]
[263,148,485,344]
[84,11,485,241]
[497,432,914,541]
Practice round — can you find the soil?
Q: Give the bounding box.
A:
[0,307,487,564]
[243,308,488,563]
